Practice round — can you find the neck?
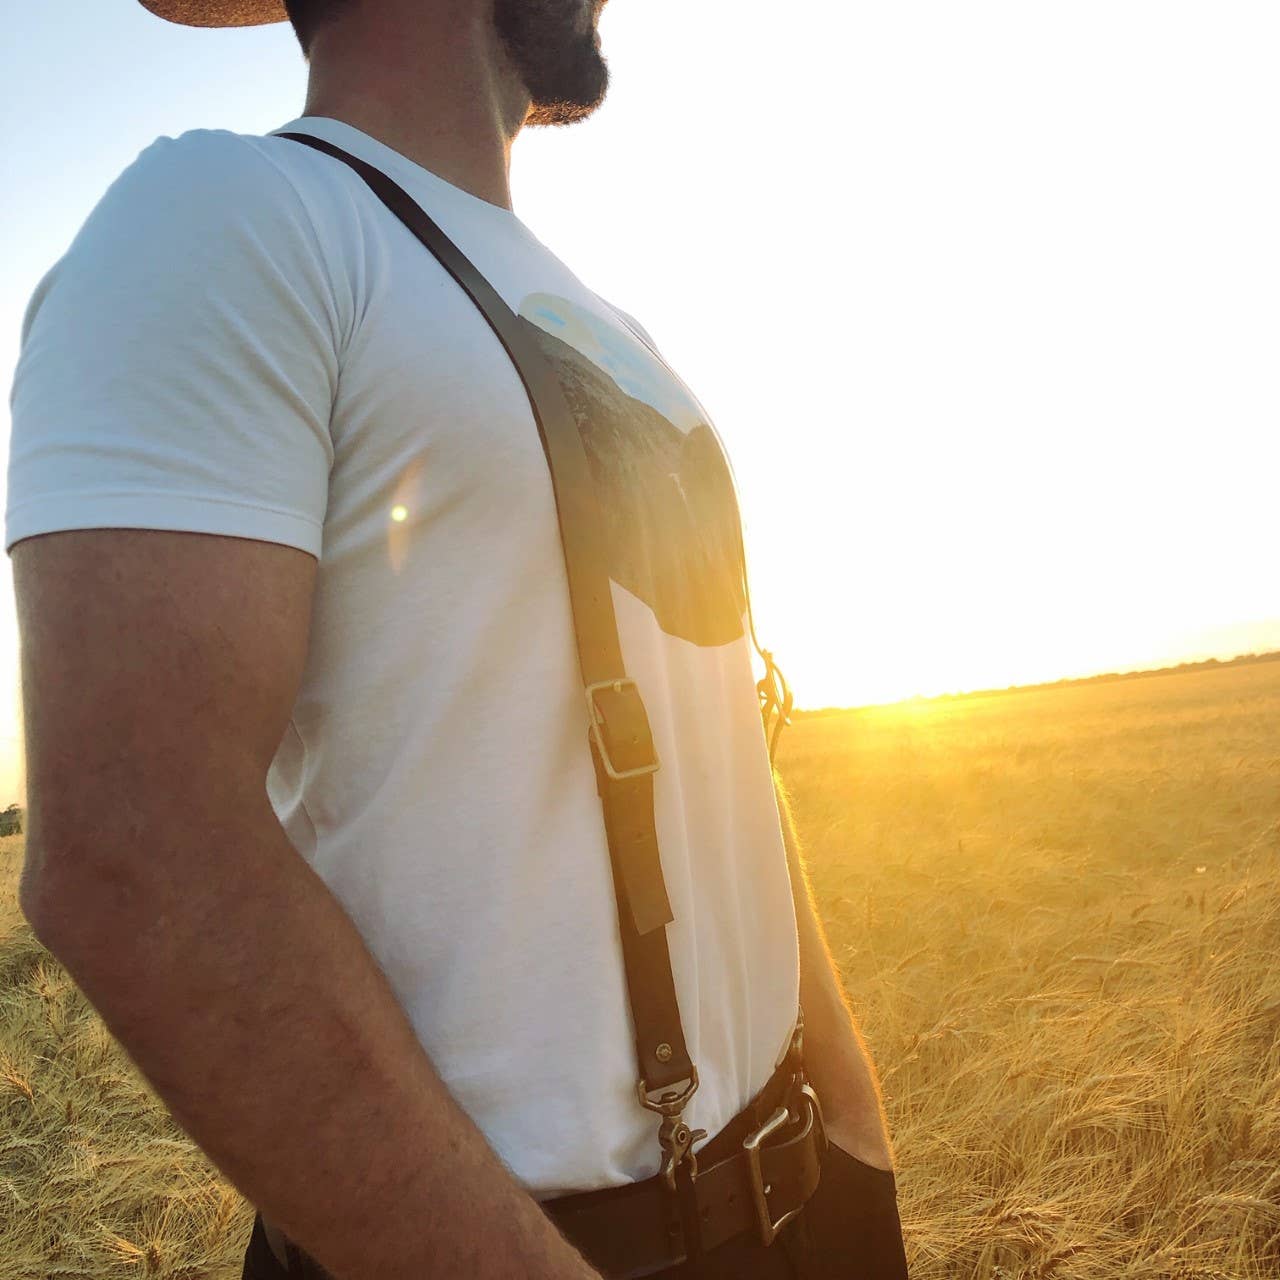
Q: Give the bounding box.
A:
[299,0,532,212]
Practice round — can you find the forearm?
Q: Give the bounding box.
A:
[23,799,600,1280]
[772,771,896,1170]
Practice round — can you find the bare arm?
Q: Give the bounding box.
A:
[773,768,896,1171]
[15,528,599,1280]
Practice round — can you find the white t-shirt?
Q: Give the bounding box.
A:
[5,114,800,1199]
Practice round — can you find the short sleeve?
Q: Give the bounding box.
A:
[5,129,343,559]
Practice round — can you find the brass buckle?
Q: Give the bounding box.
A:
[638,1069,707,1193]
[741,1084,825,1246]
[585,678,660,781]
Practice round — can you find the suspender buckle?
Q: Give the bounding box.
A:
[636,1067,699,1117]
[586,678,660,781]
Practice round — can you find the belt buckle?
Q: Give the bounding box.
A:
[741,1084,825,1246]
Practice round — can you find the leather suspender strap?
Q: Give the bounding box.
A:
[273,136,702,1153]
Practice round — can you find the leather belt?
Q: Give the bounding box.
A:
[543,1062,827,1278]
[258,1052,826,1280]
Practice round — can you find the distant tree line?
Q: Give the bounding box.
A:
[795,649,1280,719]
[0,805,23,836]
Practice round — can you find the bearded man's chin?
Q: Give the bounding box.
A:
[494,0,609,128]
[523,45,609,127]
[526,82,608,126]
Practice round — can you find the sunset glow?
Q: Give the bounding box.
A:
[1,1,1277,804]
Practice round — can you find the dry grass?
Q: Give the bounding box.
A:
[0,851,244,1278]
[776,660,1280,1279]
[1,658,1277,1277]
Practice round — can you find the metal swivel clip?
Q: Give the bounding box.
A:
[657,1111,708,1193]
[638,1068,708,1193]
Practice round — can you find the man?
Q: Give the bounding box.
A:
[6,0,909,1276]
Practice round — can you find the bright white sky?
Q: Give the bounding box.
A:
[2,1,1278,808]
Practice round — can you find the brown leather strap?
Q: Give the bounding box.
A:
[273,129,694,1098]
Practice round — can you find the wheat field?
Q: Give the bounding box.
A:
[1,658,1277,1277]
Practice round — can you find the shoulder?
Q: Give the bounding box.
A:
[25,127,356,354]
[93,127,316,231]
[44,127,333,300]
[75,126,368,277]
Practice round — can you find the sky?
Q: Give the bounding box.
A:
[2,1,1278,807]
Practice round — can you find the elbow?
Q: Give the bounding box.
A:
[19,859,77,953]
[17,843,56,940]
[18,842,137,954]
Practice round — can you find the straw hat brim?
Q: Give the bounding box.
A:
[138,0,289,27]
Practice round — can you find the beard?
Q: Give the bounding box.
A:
[493,0,610,127]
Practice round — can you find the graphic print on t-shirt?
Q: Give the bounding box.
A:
[517,293,747,648]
